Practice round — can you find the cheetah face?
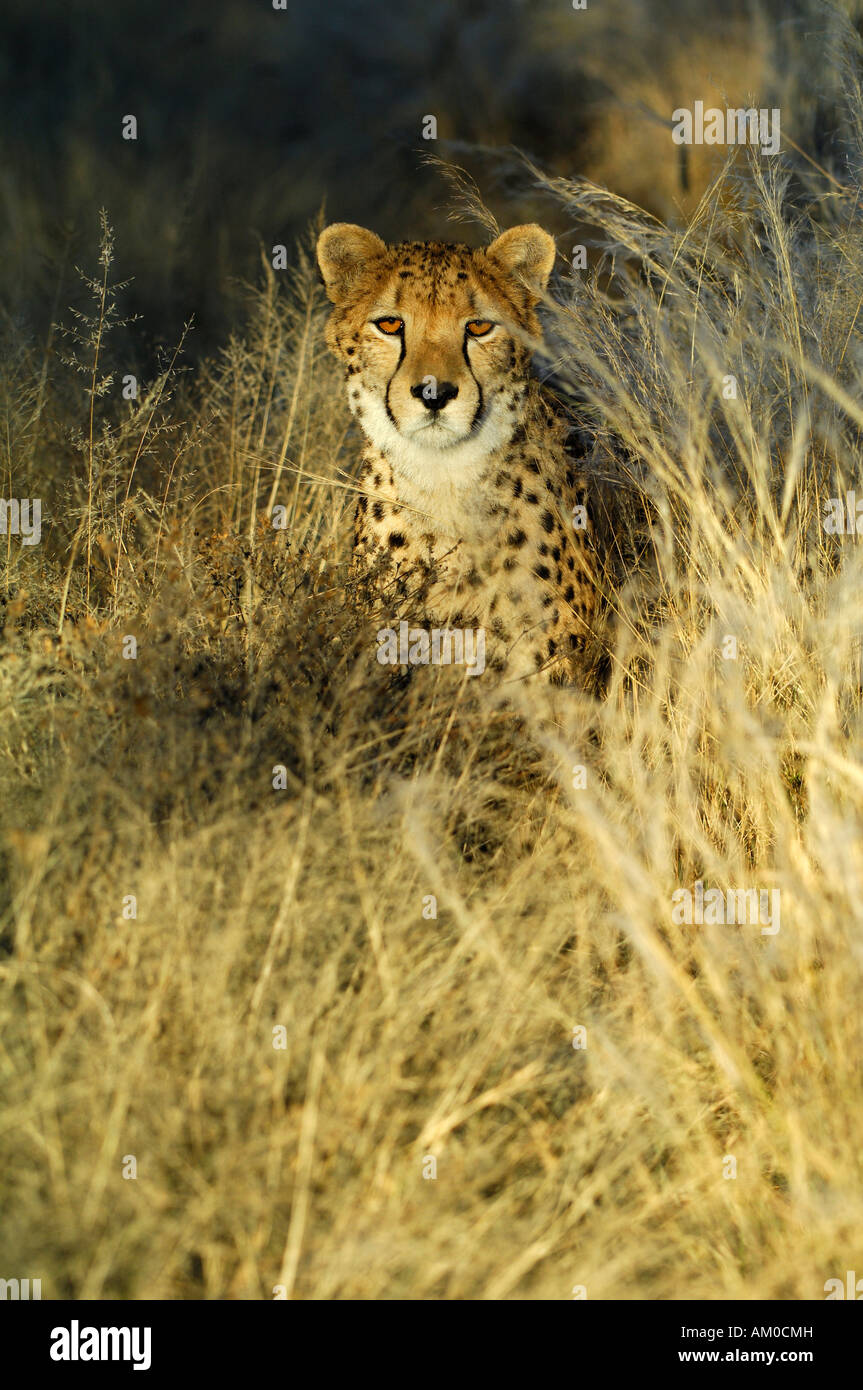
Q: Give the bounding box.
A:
[317,223,556,484]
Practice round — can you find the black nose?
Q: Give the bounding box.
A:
[411,380,459,412]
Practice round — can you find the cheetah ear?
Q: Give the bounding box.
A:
[317,223,387,303]
[485,225,557,298]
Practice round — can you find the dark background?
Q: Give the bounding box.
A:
[1,0,857,358]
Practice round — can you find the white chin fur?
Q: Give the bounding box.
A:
[353,388,514,539]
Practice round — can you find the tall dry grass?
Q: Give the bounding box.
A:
[3,60,863,1296]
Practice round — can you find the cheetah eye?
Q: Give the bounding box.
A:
[466,320,495,338]
[374,317,404,335]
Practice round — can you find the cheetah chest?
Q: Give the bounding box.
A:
[354,442,595,680]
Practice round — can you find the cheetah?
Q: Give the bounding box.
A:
[316,221,596,682]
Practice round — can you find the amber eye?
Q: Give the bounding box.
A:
[466,320,494,337]
[374,316,404,335]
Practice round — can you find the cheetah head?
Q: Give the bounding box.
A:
[316,223,556,484]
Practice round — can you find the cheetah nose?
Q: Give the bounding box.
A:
[411,380,459,412]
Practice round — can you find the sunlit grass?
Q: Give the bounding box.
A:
[3,88,863,1297]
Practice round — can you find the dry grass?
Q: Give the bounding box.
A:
[4,81,863,1298]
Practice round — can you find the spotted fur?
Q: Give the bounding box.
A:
[317,222,597,682]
